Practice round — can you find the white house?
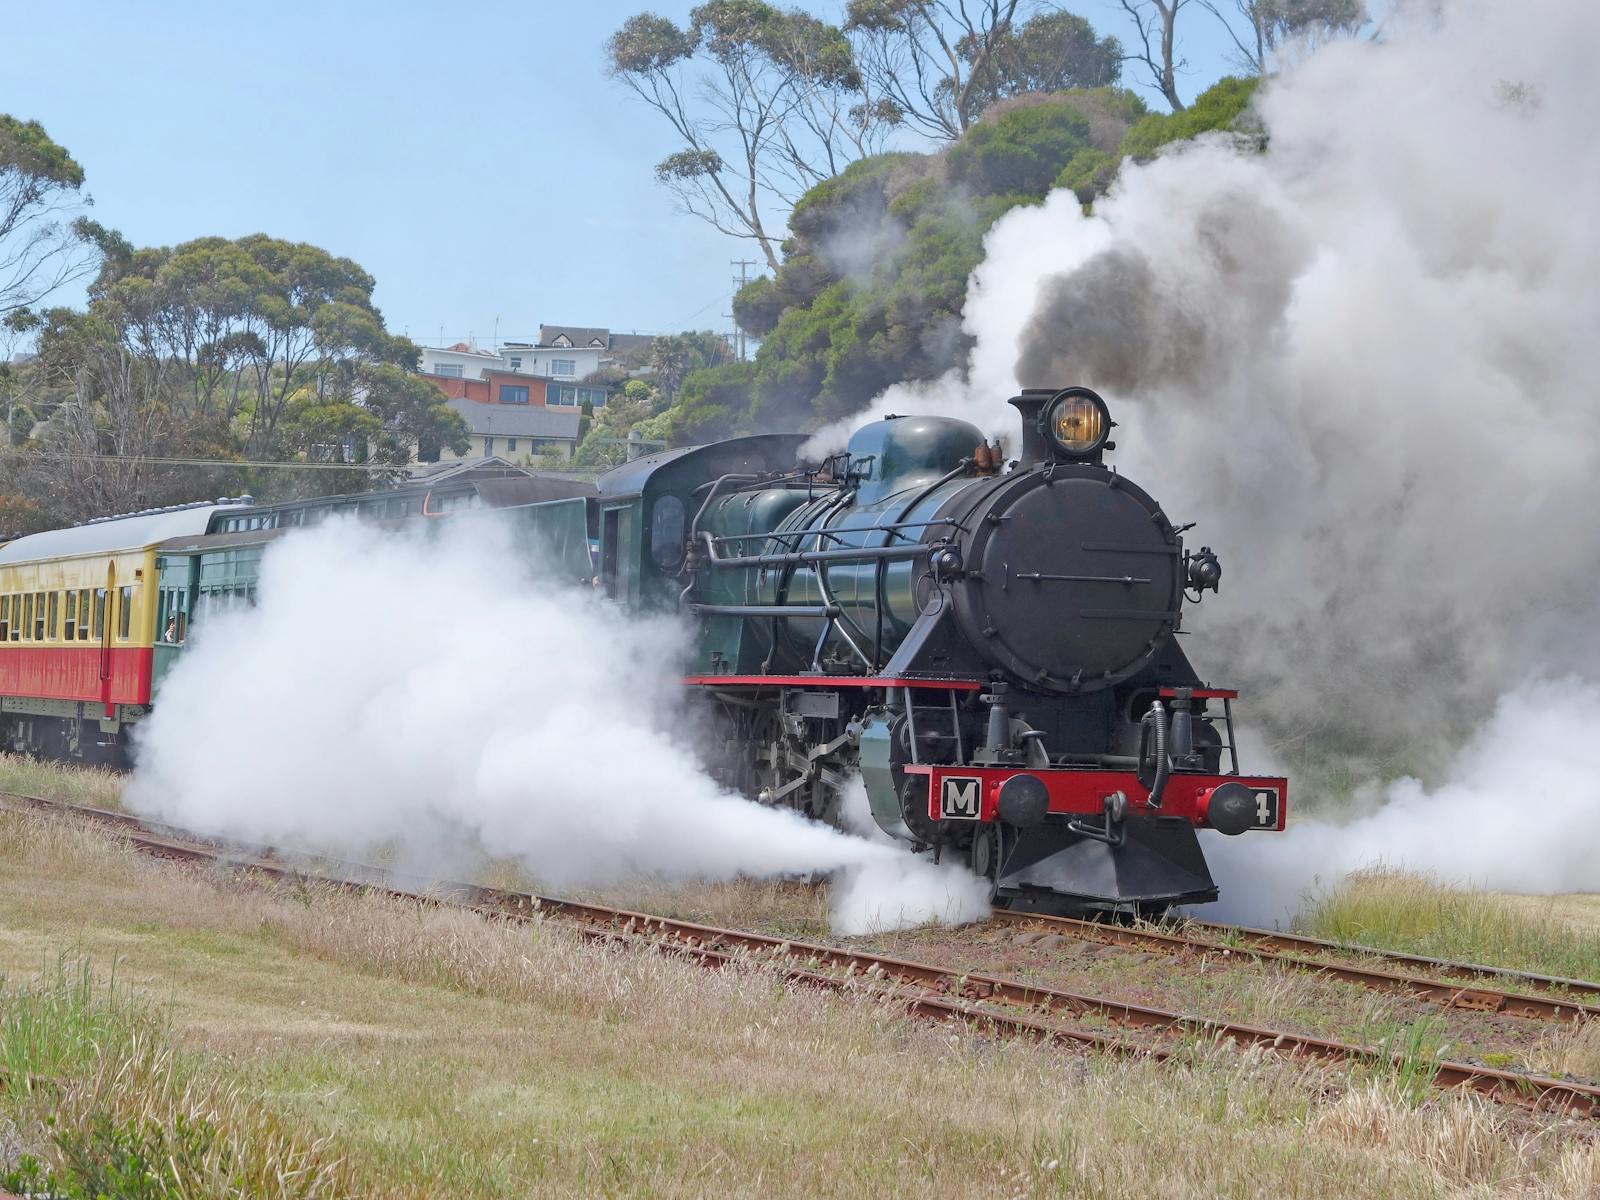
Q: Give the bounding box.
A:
[420,326,656,383]
[418,343,506,380]
[435,398,584,464]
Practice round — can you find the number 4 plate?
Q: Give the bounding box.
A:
[1250,787,1281,829]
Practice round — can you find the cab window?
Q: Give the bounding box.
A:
[650,495,687,571]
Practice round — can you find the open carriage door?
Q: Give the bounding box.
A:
[99,561,115,717]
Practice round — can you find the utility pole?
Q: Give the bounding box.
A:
[728,259,756,362]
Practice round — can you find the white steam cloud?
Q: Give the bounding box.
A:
[815,1,1600,920]
[1205,678,1600,924]
[128,519,990,935]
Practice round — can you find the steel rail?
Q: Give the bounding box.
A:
[6,792,1600,1118]
[992,909,1600,1023]
[1185,918,1600,1003]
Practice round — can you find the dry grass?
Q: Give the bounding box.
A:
[1,961,352,1197]
[1526,1020,1600,1081]
[568,876,831,934]
[1497,893,1600,938]
[0,751,125,810]
[1297,868,1600,984]
[1,811,1598,1198]
[1309,1078,1597,1195]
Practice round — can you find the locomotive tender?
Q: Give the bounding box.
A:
[0,386,1284,911]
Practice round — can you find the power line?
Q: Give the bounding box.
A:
[666,293,727,331]
[6,450,412,472]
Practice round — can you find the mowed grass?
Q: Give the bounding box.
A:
[2,814,1599,1197]
[0,751,124,810]
[1299,868,1600,983]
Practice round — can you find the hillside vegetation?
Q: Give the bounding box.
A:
[670,78,1260,442]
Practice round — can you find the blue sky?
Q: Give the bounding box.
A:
[2,1,1234,349]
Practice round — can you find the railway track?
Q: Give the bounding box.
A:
[5,790,1600,1120]
[994,909,1600,1023]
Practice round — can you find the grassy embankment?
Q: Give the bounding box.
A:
[1299,868,1600,985]
[0,752,124,810]
[0,811,1596,1197]
[1,756,1600,1195]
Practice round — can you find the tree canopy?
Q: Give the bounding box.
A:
[608,2,886,271]
[652,76,1259,443]
[609,2,1124,266]
[4,232,467,528]
[0,115,92,320]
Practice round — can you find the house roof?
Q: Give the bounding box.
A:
[446,398,583,439]
[428,344,502,360]
[535,325,658,352]
[607,333,655,355]
[406,456,534,484]
[538,325,609,349]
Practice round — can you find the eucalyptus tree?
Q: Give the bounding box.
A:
[12,233,466,519]
[608,2,893,272]
[0,116,92,320]
[841,0,1015,139]
[1115,0,1368,112]
[1200,0,1368,75]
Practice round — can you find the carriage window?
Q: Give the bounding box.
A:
[47,592,59,640]
[32,593,44,640]
[78,590,91,640]
[94,590,106,639]
[159,589,189,643]
[650,495,687,571]
[0,595,9,641]
[63,591,75,640]
[118,587,133,640]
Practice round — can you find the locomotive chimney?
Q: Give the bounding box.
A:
[1007,389,1059,468]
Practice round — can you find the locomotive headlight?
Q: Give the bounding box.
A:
[1043,388,1112,458]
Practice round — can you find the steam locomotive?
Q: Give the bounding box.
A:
[598,387,1287,913]
[0,386,1284,912]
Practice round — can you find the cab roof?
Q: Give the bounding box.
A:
[595,434,808,498]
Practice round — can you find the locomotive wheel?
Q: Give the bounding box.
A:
[968,824,999,881]
[896,774,940,846]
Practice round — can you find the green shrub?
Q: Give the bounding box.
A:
[947,102,1094,197]
[1119,76,1263,162]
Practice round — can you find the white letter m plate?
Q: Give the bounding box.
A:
[940,776,982,820]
